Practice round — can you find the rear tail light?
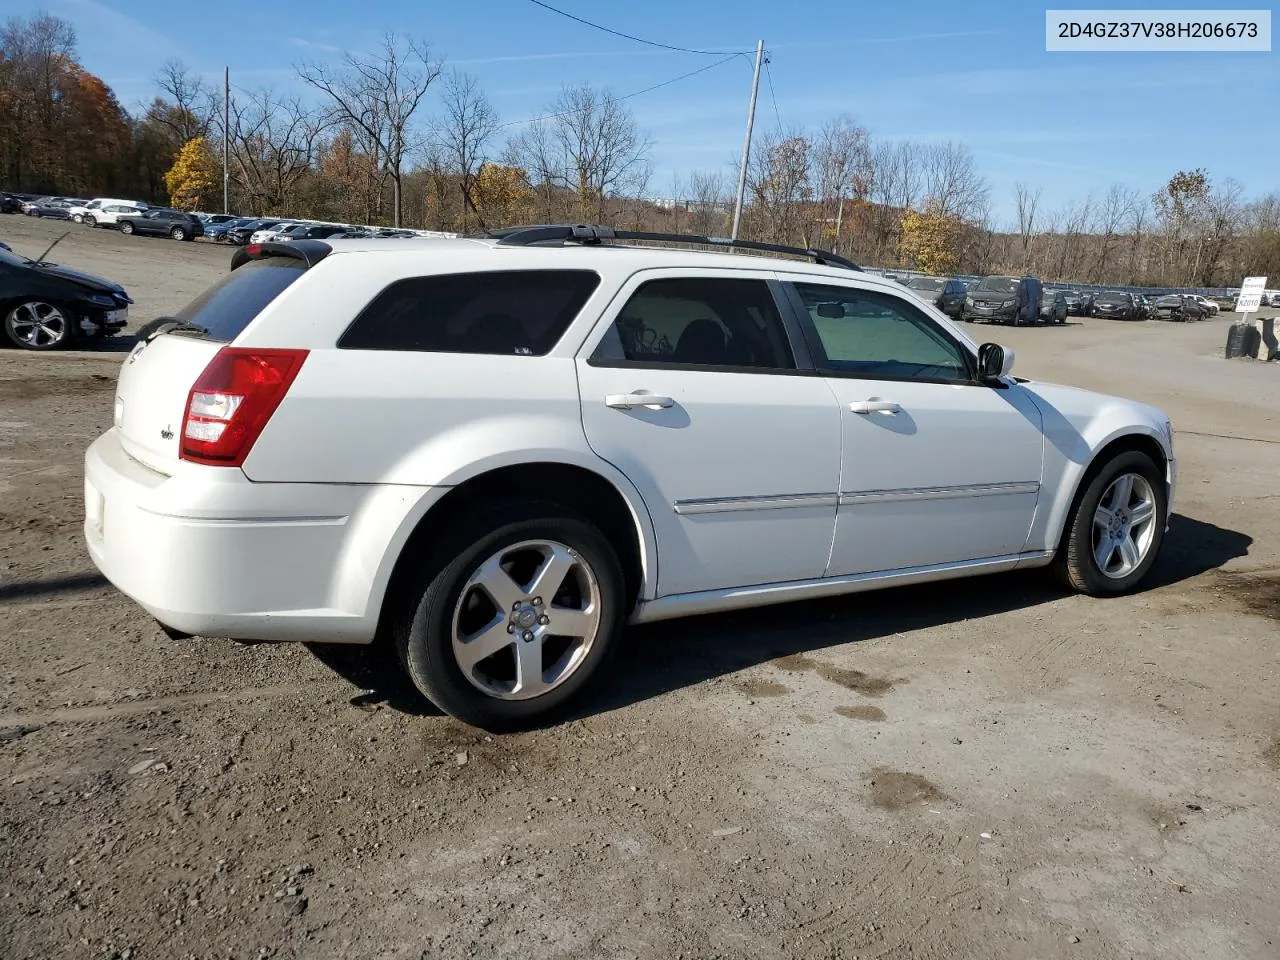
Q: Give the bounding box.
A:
[179,347,308,466]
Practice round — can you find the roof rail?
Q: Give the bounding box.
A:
[490,224,860,271]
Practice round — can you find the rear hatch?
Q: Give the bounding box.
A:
[113,253,313,475]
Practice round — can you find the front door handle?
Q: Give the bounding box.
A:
[849,399,901,415]
[606,393,675,410]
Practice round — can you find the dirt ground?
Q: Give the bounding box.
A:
[2,214,1279,960]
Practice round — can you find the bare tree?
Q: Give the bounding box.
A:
[1195,177,1244,285]
[812,114,870,254]
[683,169,729,236]
[298,34,442,226]
[745,127,812,245]
[504,119,567,223]
[1092,184,1138,283]
[229,88,324,214]
[152,58,214,143]
[920,141,988,221]
[506,85,650,224]
[1014,181,1042,271]
[438,70,498,231]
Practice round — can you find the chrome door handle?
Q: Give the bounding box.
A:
[605,393,675,410]
[849,399,901,415]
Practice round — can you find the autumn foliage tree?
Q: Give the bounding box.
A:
[163,137,218,209]
[899,200,965,276]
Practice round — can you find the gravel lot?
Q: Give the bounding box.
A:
[2,214,1279,960]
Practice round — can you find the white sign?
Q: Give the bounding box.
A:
[1237,276,1268,314]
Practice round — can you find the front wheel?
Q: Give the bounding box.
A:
[394,501,626,730]
[1054,451,1166,596]
[119,221,134,235]
[4,300,70,350]
[84,214,96,227]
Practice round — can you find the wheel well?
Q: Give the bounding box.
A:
[379,462,646,633]
[1055,432,1168,552]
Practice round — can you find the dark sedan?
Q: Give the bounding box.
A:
[1092,291,1142,320]
[0,242,132,349]
[1061,290,1094,316]
[0,192,24,214]
[117,208,204,241]
[1152,294,1208,322]
[904,276,967,317]
[223,219,287,245]
[1039,290,1068,324]
[21,197,85,219]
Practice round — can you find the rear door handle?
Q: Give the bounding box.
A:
[849,399,901,415]
[606,393,675,410]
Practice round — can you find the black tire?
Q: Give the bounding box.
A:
[3,299,71,350]
[393,500,626,731]
[84,214,96,227]
[1054,450,1167,596]
[170,226,186,241]
[119,221,134,235]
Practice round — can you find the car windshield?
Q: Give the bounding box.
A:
[975,277,1019,295]
[1099,292,1129,301]
[907,278,946,292]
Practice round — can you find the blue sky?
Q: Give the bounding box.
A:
[14,0,1278,222]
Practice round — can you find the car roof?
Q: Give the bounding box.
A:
[317,235,909,289]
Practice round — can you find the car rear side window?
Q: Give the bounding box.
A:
[589,277,794,370]
[173,258,308,341]
[338,270,600,356]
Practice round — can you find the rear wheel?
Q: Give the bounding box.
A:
[119,221,134,235]
[170,226,187,241]
[1054,450,1166,596]
[394,501,626,730]
[4,300,70,350]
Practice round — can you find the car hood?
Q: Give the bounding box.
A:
[33,262,129,298]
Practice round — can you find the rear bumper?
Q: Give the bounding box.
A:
[83,430,443,643]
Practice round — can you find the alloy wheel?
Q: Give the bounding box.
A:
[6,301,68,349]
[1092,472,1158,579]
[450,539,602,701]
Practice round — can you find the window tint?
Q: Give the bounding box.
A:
[794,283,971,382]
[590,277,793,370]
[339,270,600,356]
[173,258,308,342]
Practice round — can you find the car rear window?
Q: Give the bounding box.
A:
[172,258,307,341]
[338,270,601,355]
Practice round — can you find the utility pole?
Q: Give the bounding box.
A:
[222,66,230,215]
[730,40,764,242]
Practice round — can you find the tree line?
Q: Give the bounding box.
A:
[3,11,1277,288]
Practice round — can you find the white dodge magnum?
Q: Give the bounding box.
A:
[84,226,1176,729]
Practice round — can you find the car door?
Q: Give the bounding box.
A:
[781,280,1046,577]
[576,269,842,598]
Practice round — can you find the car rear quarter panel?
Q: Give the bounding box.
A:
[1016,381,1171,554]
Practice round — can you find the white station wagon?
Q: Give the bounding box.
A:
[84,226,1176,729]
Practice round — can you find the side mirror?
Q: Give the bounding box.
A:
[978,342,1015,380]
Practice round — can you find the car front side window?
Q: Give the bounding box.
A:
[792,283,972,383]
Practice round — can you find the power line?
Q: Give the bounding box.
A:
[496,54,741,130]
[764,57,783,130]
[525,0,750,57]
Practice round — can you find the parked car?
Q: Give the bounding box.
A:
[204,217,257,242]
[904,276,967,318]
[961,275,1043,325]
[22,197,83,219]
[192,213,238,226]
[0,241,132,349]
[0,192,24,214]
[1039,290,1068,324]
[250,221,304,244]
[69,198,146,224]
[83,225,1175,729]
[1061,290,1093,316]
[1152,294,1207,321]
[117,208,204,241]
[1188,294,1219,316]
[75,199,148,228]
[1092,291,1142,321]
[1131,295,1153,319]
[277,224,350,242]
[223,220,278,245]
